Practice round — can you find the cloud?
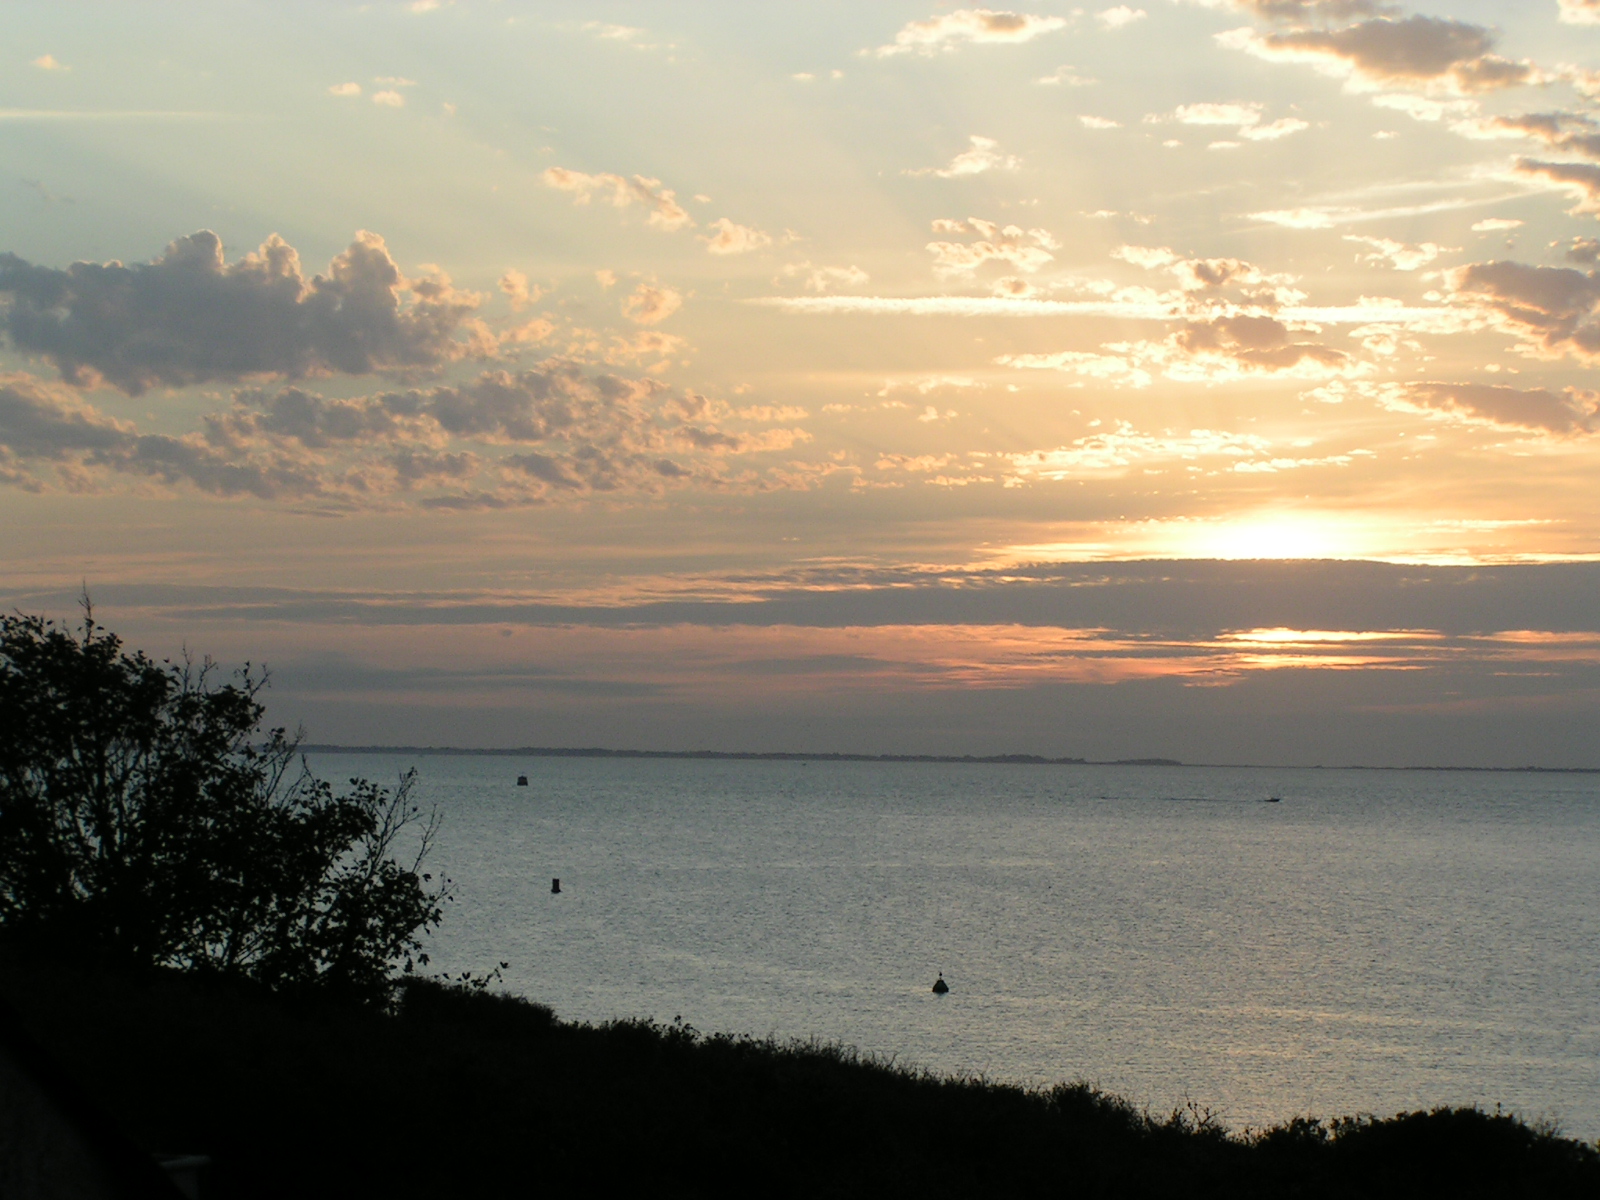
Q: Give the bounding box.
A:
[622,283,683,325]
[1038,65,1096,86]
[1096,7,1146,29]
[700,218,772,255]
[371,91,405,107]
[328,82,362,97]
[1382,381,1597,433]
[1161,315,1360,379]
[1515,159,1600,217]
[999,314,1359,386]
[1472,217,1523,232]
[1002,422,1274,479]
[1220,16,1540,95]
[31,54,68,71]
[1450,259,1600,360]
[0,364,811,506]
[0,230,487,395]
[999,350,1154,387]
[1180,0,1387,18]
[1344,235,1451,270]
[1112,244,1302,303]
[1080,116,1122,129]
[1564,237,1600,264]
[498,269,543,311]
[1560,0,1600,25]
[1153,101,1308,143]
[926,218,1059,276]
[780,262,870,292]
[906,135,1021,178]
[874,9,1068,56]
[542,167,693,232]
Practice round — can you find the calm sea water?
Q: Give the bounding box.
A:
[308,754,1600,1137]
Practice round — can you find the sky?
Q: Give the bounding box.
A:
[2,0,1599,766]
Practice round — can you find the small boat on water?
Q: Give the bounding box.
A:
[931,974,949,995]
[1265,796,1281,803]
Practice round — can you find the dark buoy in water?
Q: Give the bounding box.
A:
[517,774,528,786]
[931,974,949,995]
[551,878,561,894]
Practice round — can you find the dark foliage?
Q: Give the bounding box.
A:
[0,607,442,1004]
[3,957,1596,1200]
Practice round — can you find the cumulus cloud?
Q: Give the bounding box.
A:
[328,82,362,97]
[372,90,405,107]
[0,364,812,505]
[1096,7,1146,29]
[1450,259,1600,360]
[542,167,693,232]
[874,9,1067,56]
[31,54,69,71]
[1220,16,1540,95]
[1112,244,1303,303]
[0,230,488,395]
[780,262,870,292]
[1000,312,1358,386]
[1180,0,1387,18]
[1560,0,1600,25]
[700,218,772,255]
[1516,159,1600,217]
[1379,381,1597,432]
[1164,315,1357,377]
[927,218,1059,276]
[622,283,683,325]
[1472,217,1524,232]
[1344,235,1451,270]
[906,135,1021,178]
[1152,101,1308,143]
[498,269,544,312]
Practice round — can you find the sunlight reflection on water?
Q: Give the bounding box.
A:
[309,755,1600,1137]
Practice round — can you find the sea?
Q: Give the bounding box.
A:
[306,753,1600,1138]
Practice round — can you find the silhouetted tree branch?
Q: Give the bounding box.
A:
[0,601,444,1005]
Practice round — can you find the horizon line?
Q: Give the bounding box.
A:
[295,745,1600,774]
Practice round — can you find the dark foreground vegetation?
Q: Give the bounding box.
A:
[5,606,1599,1197]
[5,953,1599,1200]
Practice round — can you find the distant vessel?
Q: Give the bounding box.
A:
[1265,796,1281,803]
[932,974,949,995]
[517,775,528,786]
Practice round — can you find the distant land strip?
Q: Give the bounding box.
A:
[296,746,1600,772]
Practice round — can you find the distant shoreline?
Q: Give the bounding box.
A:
[296,745,1600,773]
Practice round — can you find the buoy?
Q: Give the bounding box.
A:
[551,878,561,894]
[517,775,528,786]
[931,974,949,995]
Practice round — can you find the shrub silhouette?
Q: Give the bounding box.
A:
[0,604,442,1005]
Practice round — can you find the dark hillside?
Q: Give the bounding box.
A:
[3,956,1596,1199]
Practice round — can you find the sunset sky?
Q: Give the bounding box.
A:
[3,0,1599,765]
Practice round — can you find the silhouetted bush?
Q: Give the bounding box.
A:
[3,956,1597,1199]
[0,605,442,1005]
